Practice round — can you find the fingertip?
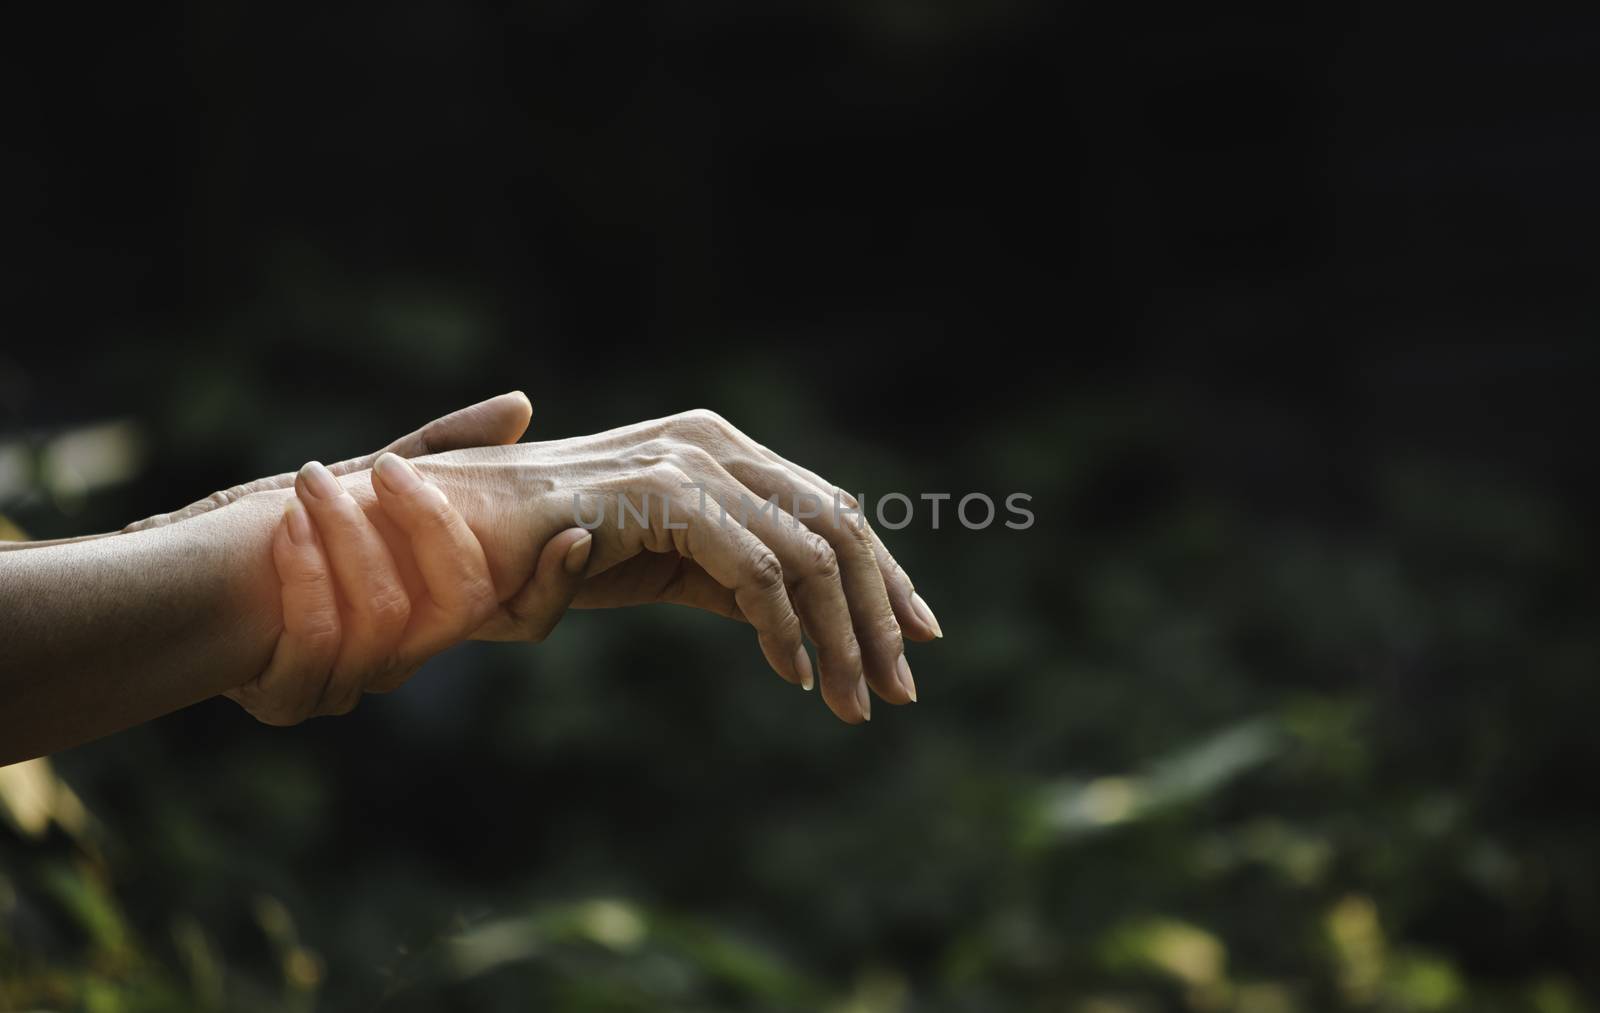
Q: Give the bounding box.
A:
[910,591,944,639]
[819,677,864,725]
[272,503,324,575]
[283,498,314,546]
[373,451,424,496]
[298,460,342,500]
[564,530,593,575]
[794,645,815,691]
[490,390,534,444]
[534,527,593,580]
[897,653,917,703]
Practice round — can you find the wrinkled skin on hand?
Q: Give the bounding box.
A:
[413,409,943,724]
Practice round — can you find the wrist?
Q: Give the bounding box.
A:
[200,489,294,676]
[410,456,562,601]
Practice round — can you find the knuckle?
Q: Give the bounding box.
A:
[675,443,718,472]
[872,611,904,644]
[670,408,730,444]
[626,437,673,469]
[288,563,334,593]
[810,541,842,583]
[840,493,877,536]
[800,533,839,578]
[748,548,785,591]
[841,514,875,551]
[298,612,343,656]
[458,577,500,628]
[644,462,691,493]
[366,585,412,635]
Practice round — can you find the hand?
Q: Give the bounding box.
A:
[0,392,537,550]
[229,452,595,724]
[123,391,538,532]
[212,391,585,724]
[410,410,943,725]
[0,392,598,762]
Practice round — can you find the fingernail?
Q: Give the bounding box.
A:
[793,646,814,691]
[897,653,917,703]
[299,460,342,500]
[564,533,593,575]
[374,452,423,494]
[855,677,871,722]
[284,499,313,546]
[911,591,944,638]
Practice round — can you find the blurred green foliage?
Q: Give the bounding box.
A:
[4,379,1595,1011]
[4,3,1599,1008]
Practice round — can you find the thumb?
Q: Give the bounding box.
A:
[123,392,536,533]
[496,528,593,643]
[378,390,533,459]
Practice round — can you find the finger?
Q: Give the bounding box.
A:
[369,453,499,671]
[294,460,411,714]
[573,554,748,622]
[497,526,595,642]
[728,458,912,708]
[230,501,342,725]
[124,392,534,532]
[683,469,871,704]
[654,483,831,715]
[667,481,818,691]
[744,443,939,643]
[366,390,533,464]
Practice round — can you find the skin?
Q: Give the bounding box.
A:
[367,409,943,723]
[1,391,541,546]
[232,456,594,726]
[0,404,942,766]
[0,393,580,761]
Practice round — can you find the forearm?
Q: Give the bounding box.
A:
[0,532,117,551]
[0,493,286,765]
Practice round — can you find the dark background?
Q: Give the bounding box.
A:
[3,4,1598,1010]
